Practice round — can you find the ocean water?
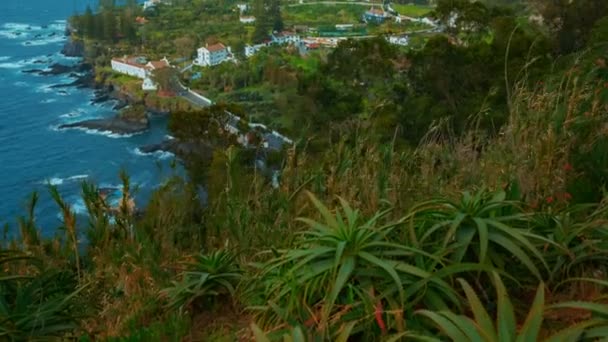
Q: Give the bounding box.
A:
[0,0,177,236]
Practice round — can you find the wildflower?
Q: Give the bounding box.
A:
[563,163,573,171]
[564,192,572,200]
[546,196,555,204]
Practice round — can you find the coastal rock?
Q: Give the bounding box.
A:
[61,39,85,57]
[49,72,95,89]
[38,62,92,76]
[139,139,211,157]
[59,115,149,135]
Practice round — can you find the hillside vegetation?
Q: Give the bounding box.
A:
[3,0,608,340]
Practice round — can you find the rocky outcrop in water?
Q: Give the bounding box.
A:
[59,105,150,135]
[61,39,85,57]
[59,116,149,135]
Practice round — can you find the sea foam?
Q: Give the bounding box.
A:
[132,148,175,160]
[44,174,89,186]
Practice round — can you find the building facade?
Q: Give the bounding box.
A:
[110,56,170,90]
[363,8,390,24]
[271,31,300,45]
[195,43,229,66]
[239,16,256,24]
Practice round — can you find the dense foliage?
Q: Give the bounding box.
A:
[4,0,608,340]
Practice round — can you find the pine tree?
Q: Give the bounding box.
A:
[270,0,283,32]
[102,9,116,42]
[252,0,269,43]
[83,5,95,38]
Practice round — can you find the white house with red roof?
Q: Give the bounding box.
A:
[194,43,231,67]
[110,56,170,90]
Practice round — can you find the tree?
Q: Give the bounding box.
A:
[252,0,270,43]
[151,67,179,92]
[532,0,608,53]
[270,0,283,32]
[174,36,196,59]
[102,9,117,42]
[82,5,95,38]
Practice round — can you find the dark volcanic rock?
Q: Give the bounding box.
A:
[38,62,92,76]
[59,116,149,135]
[61,39,85,57]
[139,139,213,158]
[22,69,44,74]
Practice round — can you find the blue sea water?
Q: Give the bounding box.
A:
[0,0,177,236]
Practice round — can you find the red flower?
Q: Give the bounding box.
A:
[546,196,555,204]
[375,301,386,334]
[564,192,572,200]
[563,163,573,171]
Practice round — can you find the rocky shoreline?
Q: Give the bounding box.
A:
[38,39,156,135]
[59,116,149,135]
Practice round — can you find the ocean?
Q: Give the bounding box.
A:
[0,0,177,236]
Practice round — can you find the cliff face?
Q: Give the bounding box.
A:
[61,39,85,57]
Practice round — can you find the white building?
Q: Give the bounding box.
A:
[194,43,230,67]
[239,16,256,24]
[387,35,409,46]
[236,3,249,13]
[111,56,148,79]
[143,0,165,10]
[110,56,170,90]
[271,31,300,45]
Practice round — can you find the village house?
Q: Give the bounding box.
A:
[363,8,390,24]
[110,56,170,90]
[143,0,166,10]
[236,3,249,13]
[194,43,231,67]
[239,16,256,24]
[387,35,409,46]
[271,31,300,45]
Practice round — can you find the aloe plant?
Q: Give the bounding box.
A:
[161,249,241,312]
[416,272,608,342]
[0,250,85,340]
[253,192,483,337]
[410,190,553,280]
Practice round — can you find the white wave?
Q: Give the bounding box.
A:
[57,125,143,139]
[71,200,87,215]
[0,62,22,69]
[43,174,89,186]
[0,56,10,61]
[3,23,40,30]
[13,81,28,87]
[21,36,66,47]
[48,23,66,31]
[132,148,175,160]
[47,177,64,185]
[41,98,57,104]
[36,84,54,93]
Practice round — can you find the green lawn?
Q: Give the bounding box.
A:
[391,4,433,17]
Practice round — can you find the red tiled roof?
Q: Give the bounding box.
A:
[147,60,169,69]
[112,56,146,69]
[276,31,295,37]
[206,43,226,52]
[367,8,386,16]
